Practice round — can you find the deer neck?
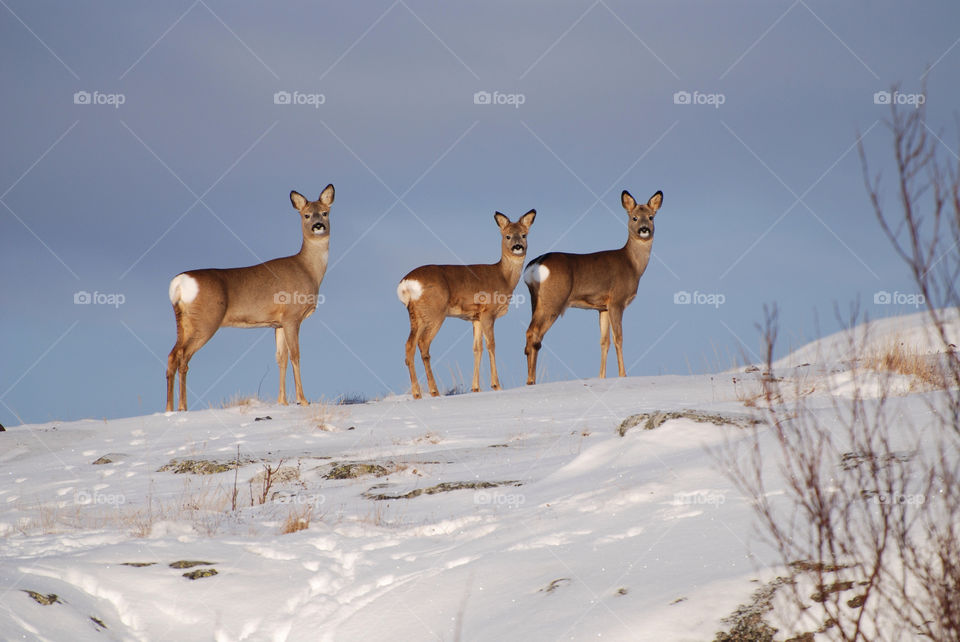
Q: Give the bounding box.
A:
[622,237,653,277]
[497,251,526,288]
[295,237,330,287]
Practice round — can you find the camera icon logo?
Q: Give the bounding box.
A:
[274,91,292,105]
[673,290,691,304]
[873,91,891,105]
[74,91,91,105]
[274,291,292,304]
[74,290,92,304]
[474,91,492,105]
[673,91,691,105]
[873,290,892,305]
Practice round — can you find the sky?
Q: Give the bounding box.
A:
[2,0,958,426]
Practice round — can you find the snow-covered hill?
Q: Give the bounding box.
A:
[0,312,952,641]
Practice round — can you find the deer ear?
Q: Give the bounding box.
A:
[647,190,663,212]
[494,212,510,229]
[621,190,637,211]
[290,190,308,211]
[319,184,335,207]
[519,209,536,229]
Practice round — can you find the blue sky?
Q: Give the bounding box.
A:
[2,1,958,425]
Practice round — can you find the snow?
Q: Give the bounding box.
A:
[0,312,952,640]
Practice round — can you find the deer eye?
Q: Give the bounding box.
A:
[632,217,638,221]
[522,234,526,238]
[506,235,511,240]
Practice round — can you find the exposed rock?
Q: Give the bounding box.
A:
[22,590,60,605]
[364,480,520,501]
[169,560,216,569]
[92,453,127,465]
[183,568,218,580]
[325,463,389,480]
[618,409,761,437]
[157,458,254,475]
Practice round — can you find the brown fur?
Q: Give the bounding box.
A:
[399,209,536,398]
[165,184,335,411]
[524,190,663,384]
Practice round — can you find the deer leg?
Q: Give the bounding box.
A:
[471,320,483,393]
[525,310,558,386]
[405,312,424,399]
[480,315,500,390]
[418,321,443,397]
[166,345,181,412]
[283,323,308,405]
[599,310,611,379]
[609,306,626,377]
[275,328,288,405]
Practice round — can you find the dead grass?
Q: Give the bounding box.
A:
[861,339,948,389]
[311,399,348,431]
[216,394,261,409]
[279,505,313,534]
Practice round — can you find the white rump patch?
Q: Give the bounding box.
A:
[169,273,199,305]
[397,279,423,305]
[524,263,549,286]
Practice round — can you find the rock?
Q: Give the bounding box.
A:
[169,560,216,569]
[157,458,254,474]
[92,453,127,465]
[120,562,156,567]
[325,463,389,480]
[618,409,761,437]
[254,415,272,421]
[183,568,218,580]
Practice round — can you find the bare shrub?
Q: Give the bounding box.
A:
[719,90,960,641]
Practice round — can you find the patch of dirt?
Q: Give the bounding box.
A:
[120,562,156,567]
[183,568,218,580]
[618,409,761,437]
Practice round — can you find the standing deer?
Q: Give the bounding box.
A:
[523,189,663,385]
[165,184,335,411]
[397,209,536,399]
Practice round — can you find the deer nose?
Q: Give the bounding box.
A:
[511,243,525,254]
[638,226,651,238]
[312,222,326,233]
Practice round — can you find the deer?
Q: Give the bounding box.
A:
[523,189,663,385]
[397,209,537,399]
[165,184,335,412]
